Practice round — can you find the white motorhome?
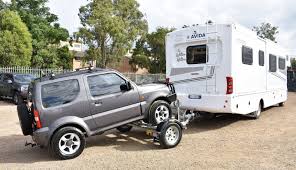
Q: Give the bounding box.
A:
[166,23,289,118]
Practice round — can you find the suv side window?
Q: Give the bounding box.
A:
[41,79,80,108]
[87,73,126,97]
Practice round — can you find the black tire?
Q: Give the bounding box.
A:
[50,127,86,160]
[13,92,23,105]
[149,100,172,125]
[250,102,262,119]
[279,102,285,107]
[116,125,133,133]
[159,122,182,149]
[17,103,33,136]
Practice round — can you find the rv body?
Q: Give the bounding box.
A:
[166,24,288,115]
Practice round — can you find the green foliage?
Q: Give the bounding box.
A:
[253,22,279,42]
[129,39,150,69]
[131,27,175,73]
[7,0,70,68]
[0,10,32,66]
[57,46,73,70]
[0,0,6,10]
[77,0,148,68]
[291,58,296,69]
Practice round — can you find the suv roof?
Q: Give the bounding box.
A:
[35,68,113,82]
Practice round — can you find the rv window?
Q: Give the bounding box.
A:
[269,54,277,72]
[279,58,286,70]
[186,45,207,64]
[259,50,264,66]
[242,46,253,65]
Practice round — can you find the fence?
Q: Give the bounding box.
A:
[0,67,165,84]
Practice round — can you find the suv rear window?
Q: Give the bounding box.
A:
[186,45,208,64]
[41,79,80,108]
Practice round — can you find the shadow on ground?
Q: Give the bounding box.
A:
[0,113,257,163]
[0,99,15,106]
[0,135,55,164]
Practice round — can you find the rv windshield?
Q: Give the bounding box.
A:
[186,45,208,64]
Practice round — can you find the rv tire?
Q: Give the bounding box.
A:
[251,103,262,119]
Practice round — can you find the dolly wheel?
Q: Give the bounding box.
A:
[159,122,182,149]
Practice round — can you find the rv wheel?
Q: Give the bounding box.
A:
[251,103,262,119]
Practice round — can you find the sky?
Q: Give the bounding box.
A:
[47,0,296,53]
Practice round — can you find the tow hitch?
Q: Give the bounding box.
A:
[25,141,37,147]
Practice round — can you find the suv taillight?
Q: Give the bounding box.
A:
[226,76,233,95]
[33,109,42,129]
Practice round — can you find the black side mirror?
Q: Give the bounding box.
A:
[120,83,129,91]
[120,82,132,91]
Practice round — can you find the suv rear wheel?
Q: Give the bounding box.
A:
[51,127,85,160]
[149,100,172,125]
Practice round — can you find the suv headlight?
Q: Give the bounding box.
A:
[20,86,28,92]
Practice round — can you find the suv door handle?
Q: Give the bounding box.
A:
[94,100,103,106]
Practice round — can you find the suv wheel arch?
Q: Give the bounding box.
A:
[49,123,89,146]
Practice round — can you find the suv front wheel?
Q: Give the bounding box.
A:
[149,100,172,125]
[50,127,86,160]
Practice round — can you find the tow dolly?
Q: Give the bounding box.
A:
[128,99,197,149]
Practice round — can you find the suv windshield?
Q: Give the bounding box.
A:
[14,74,35,83]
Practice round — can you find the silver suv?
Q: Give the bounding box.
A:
[17,68,176,159]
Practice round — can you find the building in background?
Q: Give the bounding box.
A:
[60,40,96,70]
[108,50,148,74]
[60,41,148,73]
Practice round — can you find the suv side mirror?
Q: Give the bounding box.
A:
[6,80,12,84]
[120,82,131,91]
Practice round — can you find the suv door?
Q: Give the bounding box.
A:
[85,73,141,128]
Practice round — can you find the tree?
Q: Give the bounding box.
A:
[291,58,296,69]
[129,39,150,69]
[253,22,279,42]
[57,46,73,70]
[131,27,175,73]
[8,0,70,68]
[0,10,32,66]
[0,0,7,10]
[77,0,148,68]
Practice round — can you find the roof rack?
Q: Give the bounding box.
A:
[75,63,94,72]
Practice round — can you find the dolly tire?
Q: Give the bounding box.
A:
[159,122,182,149]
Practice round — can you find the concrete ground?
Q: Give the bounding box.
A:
[0,93,296,169]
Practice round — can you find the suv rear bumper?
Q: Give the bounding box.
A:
[32,127,50,147]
